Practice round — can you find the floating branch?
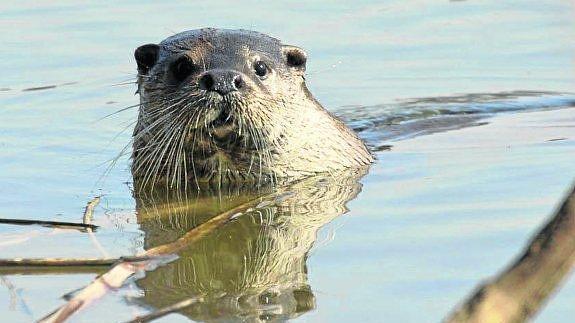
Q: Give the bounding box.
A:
[0,218,98,231]
[0,197,112,268]
[0,258,117,267]
[0,266,107,276]
[0,256,152,267]
[0,196,102,233]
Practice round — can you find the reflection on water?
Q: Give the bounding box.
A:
[133,167,368,321]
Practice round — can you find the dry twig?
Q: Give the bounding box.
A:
[446,184,575,323]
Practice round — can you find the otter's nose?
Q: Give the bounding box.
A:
[199,70,244,95]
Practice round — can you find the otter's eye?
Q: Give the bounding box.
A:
[254,61,268,78]
[171,56,196,82]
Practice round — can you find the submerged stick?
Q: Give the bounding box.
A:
[82,196,110,258]
[82,196,101,225]
[446,184,575,323]
[0,218,98,231]
[0,258,117,267]
[0,275,34,321]
[125,296,204,323]
[39,193,274,323]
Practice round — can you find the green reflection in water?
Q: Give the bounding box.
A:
[133,166,369,321]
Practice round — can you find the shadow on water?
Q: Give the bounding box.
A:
[131,166,369,321]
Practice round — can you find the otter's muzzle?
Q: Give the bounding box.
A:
[199,69,245,96]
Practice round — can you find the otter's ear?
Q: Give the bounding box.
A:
[135,44,160,75]
[282,45,307,71]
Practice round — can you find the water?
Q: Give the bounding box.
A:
[1,1,574,322]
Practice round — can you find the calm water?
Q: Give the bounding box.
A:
[1,1,574,322]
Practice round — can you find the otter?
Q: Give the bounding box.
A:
[132,28,373,190]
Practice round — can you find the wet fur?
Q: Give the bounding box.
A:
[132,28,373,190]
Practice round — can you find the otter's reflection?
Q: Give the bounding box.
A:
[133,167,368,321]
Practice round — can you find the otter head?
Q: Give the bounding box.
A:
[132,28,372,191]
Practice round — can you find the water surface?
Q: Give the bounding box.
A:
[0,1,574,322]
